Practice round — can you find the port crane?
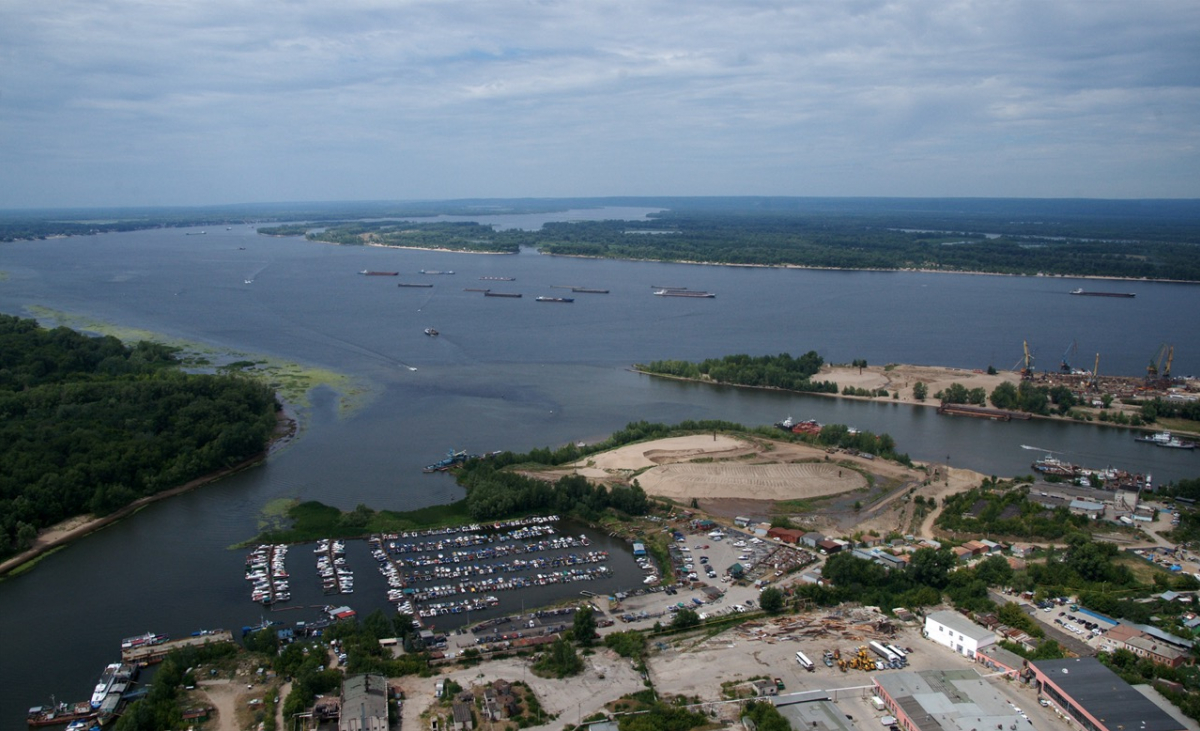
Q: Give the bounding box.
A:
[1059,340,1078,373]
[1146,343,1174,381]
[1017,340,1035,380]
[1089,353,1100,390]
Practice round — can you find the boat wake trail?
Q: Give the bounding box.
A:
[1021,444,1062,454]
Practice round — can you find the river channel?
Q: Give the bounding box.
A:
[0,208,1198,722]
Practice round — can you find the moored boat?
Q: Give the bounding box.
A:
[535,296,574,303]
[360,270,399,276]
[120,632,168,651]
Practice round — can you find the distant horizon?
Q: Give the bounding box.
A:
[5,194,1200,218]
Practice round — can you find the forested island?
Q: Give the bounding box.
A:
[0,314,279,559]
[6,197,1200,280]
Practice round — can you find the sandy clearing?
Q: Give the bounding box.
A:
[822,363,1019,405]
[582,434,748,471]
[637,462,866,501]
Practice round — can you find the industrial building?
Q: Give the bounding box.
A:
[339,674,389,731]
[873,669,1023,731]
[923,609,996,658]
[1028,657,1185,731]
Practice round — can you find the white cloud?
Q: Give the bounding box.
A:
[1,0,1198,206]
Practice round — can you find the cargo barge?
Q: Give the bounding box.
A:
[360,270,399,276]
[937,404,1031,421]
[484,291,522,298]
[1069,288,1135,298]
[420,270,455,275]
[26,701,97,727]
[654,289,714,298]
[1134,431,1196,450]
[535,296,574,303]
[397,282,434,288]
[480,276,515,281]
[571,287,609,294]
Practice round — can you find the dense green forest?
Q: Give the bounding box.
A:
[0,314,279,558]
[8,197,1200,280]
[636,351,838,394]
[302,220,519,253]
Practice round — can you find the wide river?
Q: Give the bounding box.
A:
[1,207,1198,721]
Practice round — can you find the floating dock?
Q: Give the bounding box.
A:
[936,404,1031,421]
[121,630,234,666]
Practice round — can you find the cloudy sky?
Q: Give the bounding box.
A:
[2,0,1198,208]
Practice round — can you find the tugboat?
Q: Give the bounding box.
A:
[424,328,439,337]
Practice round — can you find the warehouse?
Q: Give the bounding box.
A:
[1028,657,1185,731]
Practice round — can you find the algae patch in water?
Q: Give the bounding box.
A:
[25,306,374,417]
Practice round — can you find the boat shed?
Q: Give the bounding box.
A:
[1029,657,1185,731]
[632,542,646,557]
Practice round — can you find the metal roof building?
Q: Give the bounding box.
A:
[874,668,1022,731]
[1029,657,1185,731]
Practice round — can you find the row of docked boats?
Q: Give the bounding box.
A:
[315,538,353,595]
[245,544,290,605]
[391,534,591,568]
[402,550,610,584]
[1031,454,1151,490]
[384,523,559,554]
[26,661,137,728]
[402,565,613,603]
[1134,431,1196,450]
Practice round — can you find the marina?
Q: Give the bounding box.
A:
[244,544,290,605]
[315,538,354,595]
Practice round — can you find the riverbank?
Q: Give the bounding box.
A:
[540,251,1200,285]
[633,363,1200,438]
[0,411,296,579]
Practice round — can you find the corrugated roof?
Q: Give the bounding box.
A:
[1031,658,1184,731]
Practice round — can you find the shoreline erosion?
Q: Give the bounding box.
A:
[0,410,298,579]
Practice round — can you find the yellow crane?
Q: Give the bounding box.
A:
[1021,340,1035,380]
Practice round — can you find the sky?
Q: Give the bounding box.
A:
[2,0,1198,209]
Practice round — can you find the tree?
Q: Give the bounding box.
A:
[852,359,868,374]
[908,547,955,589]
[759,587,785,614]
[990,382,1019,410]
[912,382,928,401]
[532,637,584,678]
[672,608,700,629]
[573,605,598,647]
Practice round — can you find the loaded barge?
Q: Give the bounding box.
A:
[360,270,399,276]
[1069,288,1135,298]
[398,282,434,288]
[654,289,715,298]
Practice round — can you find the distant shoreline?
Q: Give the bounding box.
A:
[542,251,1197,285]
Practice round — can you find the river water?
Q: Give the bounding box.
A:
[1,209,1198,722]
